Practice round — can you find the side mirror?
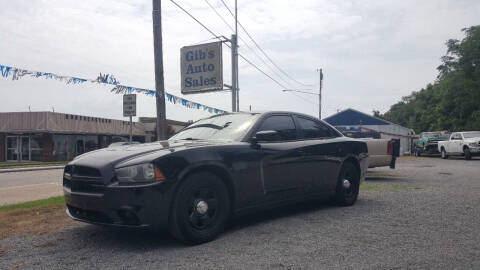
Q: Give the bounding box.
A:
[251,130,279,143]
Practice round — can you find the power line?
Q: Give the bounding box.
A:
[169,0,222,41]
[204,0,296,88]
[218,0,311,87]
[169,0,315,107]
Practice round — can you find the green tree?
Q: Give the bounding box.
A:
[380,26,480,133]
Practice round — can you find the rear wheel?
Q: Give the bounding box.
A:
[464,148,472,160]
[334,162,360,207]
[441,148,448,159]
[169,172,231,244]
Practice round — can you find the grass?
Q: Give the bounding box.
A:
[0,196,65,212]
[0,196,75,240]
[0,161,67,168]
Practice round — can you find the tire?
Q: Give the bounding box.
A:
[334,162,360,207]
[464,148,472,160]
[441,148,448,159]
[168,172,231,244]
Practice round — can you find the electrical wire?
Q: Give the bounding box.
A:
[169,0,314,107]
[204,0,297,89]
[169,0,222,41]
[218,0,312,87]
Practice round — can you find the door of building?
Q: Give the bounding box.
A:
[5,136,30,162]
[6,136,18,161]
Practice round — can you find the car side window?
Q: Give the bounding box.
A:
[296,117,338,139]
[452,133,461,140]
[256,115,297,141]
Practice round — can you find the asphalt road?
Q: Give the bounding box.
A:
[1,157,479,269]
[0,169,63,205]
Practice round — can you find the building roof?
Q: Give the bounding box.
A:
[0,111,146,136]
[138,117,189,127]
[323,108,391,126]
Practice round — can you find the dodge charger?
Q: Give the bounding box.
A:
[63,111,368,244]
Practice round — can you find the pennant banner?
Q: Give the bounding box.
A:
[0,64,227,115]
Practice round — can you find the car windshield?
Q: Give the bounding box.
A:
[463,131,480,138]
[170,113,260,142]
[423,132,449,139]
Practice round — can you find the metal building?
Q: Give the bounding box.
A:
[324,108,416,155]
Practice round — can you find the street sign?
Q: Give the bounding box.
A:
[181,41,223,94]
[123,94,136,117]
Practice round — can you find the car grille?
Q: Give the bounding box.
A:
[67,205,113,224]
[64,165,105,194]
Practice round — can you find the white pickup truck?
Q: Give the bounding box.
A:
[359,138,400,169]
[437,131,480,160]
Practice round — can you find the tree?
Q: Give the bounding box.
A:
[379,26,480,133]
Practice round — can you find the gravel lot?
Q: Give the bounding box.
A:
[1,157,479,269]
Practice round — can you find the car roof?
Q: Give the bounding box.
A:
[220,111,322,120]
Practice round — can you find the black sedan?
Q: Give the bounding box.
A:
[63,111,368,244]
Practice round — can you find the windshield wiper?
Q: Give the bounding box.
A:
[182,123,224,132]
[182,137,200,140]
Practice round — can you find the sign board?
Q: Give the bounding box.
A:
[123,94,136,117]
[181,41,223,94]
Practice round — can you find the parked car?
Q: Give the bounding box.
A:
[414,131,450,156]
[63,111,368,244]
[358,138,400,169]
[437,131,480,160]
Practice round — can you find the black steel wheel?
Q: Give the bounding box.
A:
[441,148,448,159]
[169,171,231,244]
[334,162,360,207]
[464,148,472,160]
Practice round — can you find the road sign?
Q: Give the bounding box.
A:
[181,41,223,94]
[123,94,136,117]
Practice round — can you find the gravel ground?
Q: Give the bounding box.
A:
[1,157,479,269]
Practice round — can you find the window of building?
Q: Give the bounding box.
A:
[30,134,44,161]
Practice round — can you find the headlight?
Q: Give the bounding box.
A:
[468,142,478,147]
[115,163,165,184]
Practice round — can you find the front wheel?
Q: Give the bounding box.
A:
[441,148,448,159]
[334,162,360,207]
[464,148,472,160]
[168,172,231,244]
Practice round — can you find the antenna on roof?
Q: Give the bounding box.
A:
[28,105,31,112]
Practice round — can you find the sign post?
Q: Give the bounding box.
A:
[123,94,137,142]
[180,41,223,95]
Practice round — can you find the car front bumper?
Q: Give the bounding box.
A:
[64,180,175,228]
[468,147,480,154]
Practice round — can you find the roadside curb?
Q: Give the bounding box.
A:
[0,166,65,174]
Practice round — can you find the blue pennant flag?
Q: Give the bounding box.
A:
[0,65,12,78]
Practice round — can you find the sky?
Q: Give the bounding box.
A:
[0,0,479,123]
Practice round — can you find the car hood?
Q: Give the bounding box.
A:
[69,140,228,169]
[464,137,480,143]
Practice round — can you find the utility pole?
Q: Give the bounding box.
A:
[235,0,239,112]
[231,0,239,112]
[317,68,323,119]
[153,0,167,140]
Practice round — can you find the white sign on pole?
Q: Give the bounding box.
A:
[123,94,136,117]
[181,41,223,94]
